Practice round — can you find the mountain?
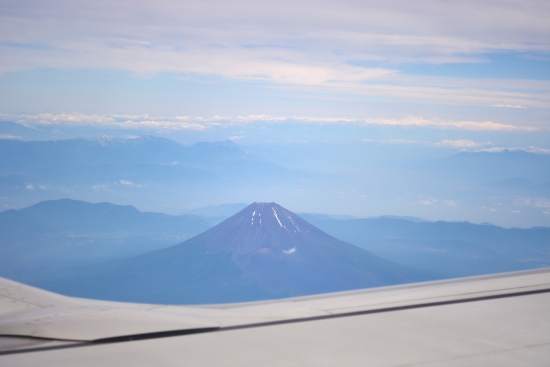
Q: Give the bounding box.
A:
[304,216,550,278]
[374,215,429,223]
[0,136,248,173]
[486,177,550,195]
[0,136,277,179]
[0,199,213,283]
[0,136,317,213]
[16,199,211,234]
[0,121,50,140]
[41,202,427,304]
[437,150,550,182]
[185,140,252,168]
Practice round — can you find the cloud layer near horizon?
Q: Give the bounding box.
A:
[2,112,536,132]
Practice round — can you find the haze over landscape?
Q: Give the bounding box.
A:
[1,0,549,303]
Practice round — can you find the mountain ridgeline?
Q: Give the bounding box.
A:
[45,202,425,304]
[0,199,213,284]
[0,135,318,214]
[2,132,549,228]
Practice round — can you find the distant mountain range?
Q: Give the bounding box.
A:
[0,136,321,212]
[438,150,550,182]
[1,199,549,303]
[486,177,550,194]
[305,217,550,278]
[4,198,211,235]
[1,133,549,227]
[0,135,249,172]
[0,199,550,294]
[0,121,50,140]
[39,203,427,303]
[1,128,548,302]
[0,199,211,283]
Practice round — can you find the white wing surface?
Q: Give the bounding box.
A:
[1,269,549,366]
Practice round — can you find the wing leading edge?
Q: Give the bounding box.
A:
[1,269,550,365]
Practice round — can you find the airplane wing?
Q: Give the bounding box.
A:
[1,268,549,366]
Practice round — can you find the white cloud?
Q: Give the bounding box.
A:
[535,200,550,209]
[364,116,534,131]
[380,139,420,145]
[514,198,550,208]
[119,180,135,186]
[92,184,108,191]
[2,0,549,73]
[25,183,34,190]
[0,0,549,110]
[38,185,47,190]
[521,146,550,154]
[0,134,20,139]
[420,198,438,205]
[119,179,145,188]
[435,140,492,148]
[443,200,460,206]
[493,104,526,109]
[5,112,538,132]
[284,116,357,123]
[476,146,550,154]
[283,246,297,254]
[7,113,208,131]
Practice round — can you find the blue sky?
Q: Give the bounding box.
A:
[0,0,548,136]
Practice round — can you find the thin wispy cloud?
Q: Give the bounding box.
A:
[364,138,548,153]
[4,112,537,132]
[379,139,421,145]
[1,0,549,112]
[363,117,534,131]
[493,104,527,109]
[2,0,549,72]
[5,113,208,131]
[434,140,492,148]
[477,146,550,154]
